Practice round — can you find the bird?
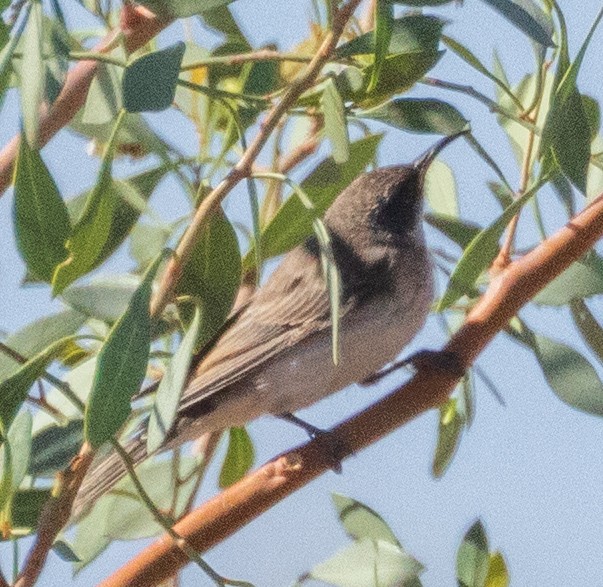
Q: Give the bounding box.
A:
[72,130,466,520]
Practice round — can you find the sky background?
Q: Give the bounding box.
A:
[1,0,603,585]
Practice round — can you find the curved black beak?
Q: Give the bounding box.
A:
[413,129,470,176]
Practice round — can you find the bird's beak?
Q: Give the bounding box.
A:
[413,129,470,177]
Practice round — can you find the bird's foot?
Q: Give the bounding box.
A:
[361,349,465,385]
[278,413,348,473]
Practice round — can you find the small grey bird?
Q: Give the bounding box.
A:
[73,131,465,519]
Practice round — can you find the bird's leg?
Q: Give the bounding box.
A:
[278,413,347,473]
[361,349,465,386]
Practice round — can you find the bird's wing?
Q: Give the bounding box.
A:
[177,243,354,413]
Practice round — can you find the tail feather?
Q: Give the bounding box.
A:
[71,436,148,522]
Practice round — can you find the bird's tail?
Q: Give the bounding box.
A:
[71,435,148,522]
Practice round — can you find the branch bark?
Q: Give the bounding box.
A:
[0,5,170,196]
[98,191,603,587]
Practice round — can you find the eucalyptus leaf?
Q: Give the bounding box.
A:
[13,138,71,282]
[147,306,202,453]
[484,552,509,587]
[123,42,186,113]
[136,0,237,19]
[322,79,350,163]
[6,410,32,491]
[457,520,489,587]
[84,253,166,448]
[331,493,400,546]
[534,335,603,417]
[424,213,482,250]
[367,0,394,93]
[424,160,459,217]
[570,300,603,365]
[29,419,84,477]
[219,426,255,488]
[8,489,51,534]
[432,398,464,478]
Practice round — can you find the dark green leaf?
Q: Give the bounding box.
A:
[147,307,202,453]
[534,335,603,417]
[52,539,81,562]
[487,182,515,209]
[582,95,601,140]
[219,427,255,488]
[425,213,482,250]
[570,300,603,365]
[200,5,251,46]
[310,538,423,587]
[84,253,165,448]
[13,138,71,282]
[0,337,76,437]
[52,113,126,295]
[29,419,84,477]
[9,489,51,533]
[432,398,464,478]
[367,0,394,93]
[331,493,399,546]
[478,0,554,47]
[457,520,489,587]
[175,210,241,350]
[136,0,237,19]
[438,180,544,311]
[123,42,185,113]
[534,253,603,305]
[20,1,45,146]
[0,310,86,380]
[360,98,468,135]
[322,79,349,163]
[246,135,382,265]
[7,410,32,491]
[336,15,445,58]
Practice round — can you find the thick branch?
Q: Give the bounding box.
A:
[149,0,363,317]
[0,5,170,196]
[99,192,603,587]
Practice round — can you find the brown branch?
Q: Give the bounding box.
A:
[0,5,170,196]
[99,192,603,587]
[149,0,364,318]
[14,445,95,587]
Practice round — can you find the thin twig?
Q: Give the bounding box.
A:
[149,0,363,318]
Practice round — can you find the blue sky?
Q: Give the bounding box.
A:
[1,1,602,585]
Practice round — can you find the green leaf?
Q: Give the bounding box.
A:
[437,179,545,311]
[331,493,400,546]
[570,300,603,365]
[20,1,45,146]
[29,419,84,477]
[62,275,140,324]
[0,310,86,381]
[0,337,77,437]
[6,410,32,491]
[84,253,165,448]
[533,335,603,417]
[424,160,458,216]
[175,210,241,350]
[123,42,185,113]
[484,552,509,587]
[582,95,600,140]
[147,306,202,453]
[52,539,81,562]
[432,398,465,478]
[246,135,382,266]
[13,138,71,282]
[424,213,482,250]
[478,0,554,47]
[360,98,468,135]
[310,539,423,587]
[367,0,394,93]
[130,222,172,270]
[322,79,350,164]
[219,427,255,488]
[534,253,603,305]
[136,0,237,19]
[8,489,51,534]
[457,520,489,587]
[52,111,126,295]
[392,0,454,4]
[0,441,12,513]
[82,62,123,125]
[336,15,445,58]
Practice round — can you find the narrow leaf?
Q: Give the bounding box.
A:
[424,213,481,249]
[218,427,255,488]
[29,419,84,478]
[367,0,394,93]
[7,410,32,491]
[570,300,603,365]
[13,139,71,282]
[534,335,603,417]
[84,252,166,448]
[432,398,464,478]
[123,42,185,112]
[457,520,489,587]
[322,79,350,163]
[485,552,509,587]
[147,306,202,453]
